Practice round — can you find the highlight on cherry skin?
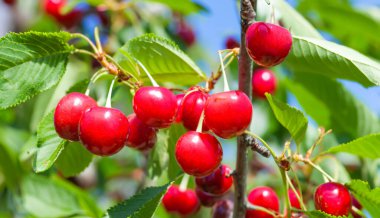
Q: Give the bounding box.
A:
[246,186,280,218]
[204,90,253,139]
[195,164,233,195]
[246,21,292,67]
[175,131,223,177]
[162,185,200,216]
[79,106,130,156]
[133,86,177,129]
[54,92,97,141]
[252,68,277,99]
[125,113,157,151]
[314,182,352,216]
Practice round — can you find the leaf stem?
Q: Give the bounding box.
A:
[71,33,99,54]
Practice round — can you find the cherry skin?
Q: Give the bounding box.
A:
[79,107,129,156]
[133,86,177,129]
[175,93,185,123]
[196,164,233,195]
[3,0,16,5]
[212,200,234,218]
[195,188,221,207]
[246,186,280,218]
[252,69,277,99]
[162,185,200,216]
[180,90,209,131]
[176,20,196,46]
[351,195,362,218]
[204,90,253,139]
[314,182,352,216]
[288,189,301,209]
[43,0,83,28]
[175,131,223,177]
[54,92,97,141]
[225,36,240,49]
[246,22,292,67]
[126,114,157,151]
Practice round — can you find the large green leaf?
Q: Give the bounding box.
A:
[327,134,380,159]
[22,175,102,218]
[143,0,207,15]
[305,210,352,218]
[147,131,169,180]
[286,35,380,87]
[346,180,380,217]
[0,31,74,109]
[55,142,93,177]
[115,34,207,86]
[107,182,172,218]
[292,73,380,138]
[266,94,308,145]
[167,124,185,180]
[33,111,66,173]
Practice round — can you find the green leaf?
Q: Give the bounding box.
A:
[266,94,308,145]
[0,31,74,109]
[147,131,169,179]
[22,175,102,218]
[107,182,172,218]
[115,34,207,86]
[272,0,322,39]
[143,0,207,15]
[286,35,380,87]
[55,142,93,177]
[327,134,380,159]
[66,79,90,94]
[292,72,380,138]
[305,210,352,218]
[167,124,185,180]
[346,180,380,217]
[33,111,66,173]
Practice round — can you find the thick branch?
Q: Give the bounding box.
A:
[233,0,255,218]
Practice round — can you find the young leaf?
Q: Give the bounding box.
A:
[33,111,66,173]
[115,34,207,86]
[55,142,93,177]
[0,31,74,109]
[346,180,380,217]
[107,182,173,218]
[286,35,380,87]
[327,134,380,159]
[266,94,308,145]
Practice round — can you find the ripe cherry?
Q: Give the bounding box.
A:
[176,20,195,46]
[205,91,252,139]
[180,90,209,131]
[133,86,177,128]
[195,188,221,207]
[162,185,200,216]
[43,0,83,28]
[3,0,15,5]
[252,69,277,99]
[196,164,233,195]
[79,107,129,156]
[126,114,157,151]
[351,195,362,218]
[175,131,223,177]
[314,182,352,216]
[175,93,185,123]
[54,92,97,141]
[246,22,292,67]
[225,36,240,49]
[288,189,301,209]
[246,186,280,218]
[213,200,234,218]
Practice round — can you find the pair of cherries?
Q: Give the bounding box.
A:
[54,92,157,156]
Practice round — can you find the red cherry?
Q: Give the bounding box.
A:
[314,182,352,216]
[196,164,233,195]
[79,107,129,156]
[195,188,221,207]
[252,69,277,99]
[246,186,280,218]
[246,22,292,67]
[162,185,200,216]
[162,185,180,213]
[3,0,15,5]
[351,195,362,218]
[225,36,240,49]
[176,21,196,46]
[43,0,83,28]
[180,90,209,131]
[54,92,97,141]
[175,93,185,123]
[204,91,252,139]
[126,113,157,151]
[133,87,177,128]
[288,189,301,209]
[212,200,234,218]
[175,131,223,177]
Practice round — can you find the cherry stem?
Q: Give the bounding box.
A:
[94,27,103,54]
[70,33,99,54]
[305,160,335,182]
[285,171,307,210]
[246,202,277,217]
[85,69,108,96]
[218,50,231,92]
[179,174,190,192]
[195,110,205,133]
[352,206,366,218]
[105,77,117,108]
[136,59,159,87]
[280,169,291,218]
